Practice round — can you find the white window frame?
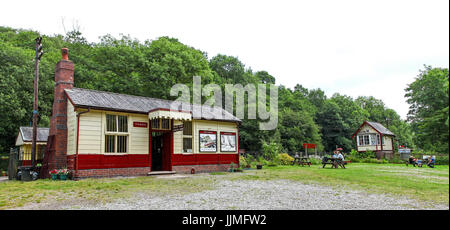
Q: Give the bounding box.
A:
[358,135,370,146]
[182,121,193,153]
[105,114,129,154]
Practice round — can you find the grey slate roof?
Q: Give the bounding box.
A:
[19,127,49,142]
[65,88,241,122]
[367,121,395,136]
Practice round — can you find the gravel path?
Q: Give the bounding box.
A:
[62,177,447,210]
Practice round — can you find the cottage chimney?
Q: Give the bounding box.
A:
[47,48,74,172]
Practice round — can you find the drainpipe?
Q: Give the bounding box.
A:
[76,107,90,174]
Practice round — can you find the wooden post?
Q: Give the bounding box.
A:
[31,37,43,169]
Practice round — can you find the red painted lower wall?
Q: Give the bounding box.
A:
[172,153,239,166]
[67,154,149,170]
[67,153,239,170]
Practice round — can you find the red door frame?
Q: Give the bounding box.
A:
[149,119,173,171]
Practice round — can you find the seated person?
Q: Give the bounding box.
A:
[332,151,338,159]
[337,152,344,161]
[337,152,345,168]
[427,156,435,168]
[408,155,417,166]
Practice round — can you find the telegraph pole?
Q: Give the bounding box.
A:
[31,37,44,169]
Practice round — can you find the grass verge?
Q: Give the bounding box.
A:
[0,175,214,209]
[227,163,449,205]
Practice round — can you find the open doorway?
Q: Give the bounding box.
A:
[151,132,171,171]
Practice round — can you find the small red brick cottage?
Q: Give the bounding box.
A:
[42,48,240,179]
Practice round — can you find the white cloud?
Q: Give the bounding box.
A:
[1,0,448,119]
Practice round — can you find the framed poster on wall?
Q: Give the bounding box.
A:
[199,130,217,152]
[220,132,236,152]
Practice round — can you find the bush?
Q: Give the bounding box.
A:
[279,153,294,165]
[345,156,360,163]
[262,142,281,161]
[239,156,249,168]
[388,156,405,164]
[349,149,359,157]
[309,158,321,165]
[435,155,449,165]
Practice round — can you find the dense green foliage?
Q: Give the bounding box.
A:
[405,66,449,153]
[0,26,447,156]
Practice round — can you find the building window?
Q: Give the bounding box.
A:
[106,114,117,132]
[105,114,128,153]
[183,121,193,153]
[152,118,159,129]
[358,135,370,146]
[370,134,377,145]
[105,135,115,153]
[151,118,171,130]
[117,135,128,153]
[118,116,128,132]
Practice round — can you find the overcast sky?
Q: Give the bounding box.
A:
[1,0,449,119]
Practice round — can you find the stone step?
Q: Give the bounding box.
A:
[147,171,177,176]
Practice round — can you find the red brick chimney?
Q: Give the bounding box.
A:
[47,48,74,171]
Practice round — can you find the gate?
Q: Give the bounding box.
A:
[8,148,19,180]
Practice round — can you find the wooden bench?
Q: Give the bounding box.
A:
[292,157,311,167]
[322,157,348,169]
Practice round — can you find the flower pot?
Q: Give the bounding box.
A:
[59,174,67,180]
[256,165,263,170]
[51,174,58,180]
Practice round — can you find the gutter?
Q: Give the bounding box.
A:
[76,107,90,174]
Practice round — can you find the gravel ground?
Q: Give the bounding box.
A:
[58,177,447,210]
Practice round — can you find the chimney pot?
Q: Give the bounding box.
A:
[62,48,69,60]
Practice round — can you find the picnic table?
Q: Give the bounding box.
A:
[292,157,312,167]
[322,157,347,169]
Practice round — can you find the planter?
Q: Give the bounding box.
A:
[51,174,58,180]
[256,165,263,170]
[59,174,68,180]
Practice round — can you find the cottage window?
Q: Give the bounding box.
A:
[370,134,377,145]
[182,121,193,153]
[358,135,370,146]
[105,114,128,153]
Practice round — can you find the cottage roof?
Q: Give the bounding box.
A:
[19,127,49,142]
[65,87,241,122]
[353,121,395,137]
[366,121,395,136]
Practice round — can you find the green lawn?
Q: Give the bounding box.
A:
[229,163,449,205]
[0,175,215,209]
[0,163,448,209]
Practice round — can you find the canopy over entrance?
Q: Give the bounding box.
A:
[148,108,192,121]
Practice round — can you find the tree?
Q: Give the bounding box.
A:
[405,66,449,153]
[324,94,368,152]
[355,96,386,122]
